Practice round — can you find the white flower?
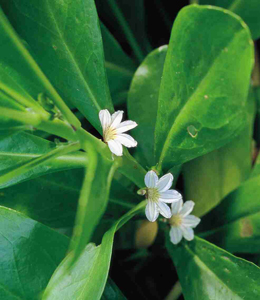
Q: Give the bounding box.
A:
[144,170,182,222]
[99,109,138,156]
[169,198,200,245]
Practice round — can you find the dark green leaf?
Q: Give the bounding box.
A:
[167,236,260,299]
[101,278,127,300]
[2,0,113,131]
[199,0,260,39]
[101,23,136,106]
[128,46,168,167]
[0,206,69,299]
[155,5,254,171]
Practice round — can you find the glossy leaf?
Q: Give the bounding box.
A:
[0,206,69,299]
[183,90,255,217]
[43,201,146,300]
[167,236,260,299]
[199,0,260,39]
[155,5,254,171]
[0,132,86,189]
[2,0,113,132]
[128,46,168,167]
[101,23,136,106]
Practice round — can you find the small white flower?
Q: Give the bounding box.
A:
[99,109,138,156]
[144,170,182,222]
[169,198,201,245]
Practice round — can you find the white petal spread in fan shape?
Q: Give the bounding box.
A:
[169,198,201,245]
[143,170,182,222]
[99,109,138,156]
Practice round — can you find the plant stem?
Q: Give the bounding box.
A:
[0,141,81,187]
[164,281,182,300]
[106,0,145,63]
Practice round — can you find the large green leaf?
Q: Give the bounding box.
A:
[183,89,255,217]
[2,0,113,132]
[128,46,168,167]
[101,23,136,106]
[155,5,254,171]
[43,201,146,300]
[0,206,69,299]
[0,132,86,189]
[199,0,260,40]
[0,6,79,129]
[167,236,260,299]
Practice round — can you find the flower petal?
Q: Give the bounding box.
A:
[169,226,183,245]
[99,109,111,131]
[171,198,183,214]
[145,201,159,222]
[111,110,124,128]
[144,170,158,188]
[159,189,182,203]
[180,225,194,241]
[157,202,172,218]
[107,139,123,156]
[180,201,195,217]
[115,133,137,148]
[156,173,173,192]
[115,120,138,133]
[182,215,201,228]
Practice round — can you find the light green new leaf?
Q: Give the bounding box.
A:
[128,46,168,167]
[167,236,260,299]
[101,23,136,106]
[183,89,255,217]
[43,201,146,300]
[155,5,254,171]
[0,132,86,189]
[2,0,113,132]
[199,0,260,40]
[0,206,69,300]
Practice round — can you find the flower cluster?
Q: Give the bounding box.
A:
[99,109,200,245]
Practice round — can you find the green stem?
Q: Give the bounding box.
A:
[0,8,80,129]
[106,0,145,63]
[164,281,182,300]
[0,141,81,187]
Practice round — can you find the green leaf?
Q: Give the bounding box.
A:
[183,89,255,217]
[101,23,136,106]
[0,132,86,189]
[2,0,113,132]
[0,7,79,129]
[166,236,260,299]
[0,206,69,299]
[95,0,151,61]
[155,5,254,171]
[128,46,168,167]
[42,201,146,300]
[198,168,260,253]
[199,0,260,40]
[68,146,118,262]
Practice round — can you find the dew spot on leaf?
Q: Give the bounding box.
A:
[187,125,198,138]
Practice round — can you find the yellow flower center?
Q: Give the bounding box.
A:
[169,214,182,227]
[147,188,160,203]
[103,126,117,142]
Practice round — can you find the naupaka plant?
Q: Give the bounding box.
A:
[1,0,260,299]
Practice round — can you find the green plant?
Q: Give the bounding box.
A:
[1,0,260,299]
